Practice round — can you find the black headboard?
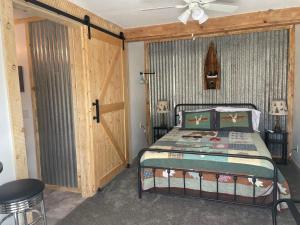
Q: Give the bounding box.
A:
[174,103,258,126]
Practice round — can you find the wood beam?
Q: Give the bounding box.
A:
[100,102,124,114]
[14,16,44,24]
[125,7,300,42]
[0,0,28,179]
[287,26,295,158]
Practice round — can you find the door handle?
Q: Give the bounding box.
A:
[92,99,100,123]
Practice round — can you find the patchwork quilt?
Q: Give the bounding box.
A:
[140,128,290,205]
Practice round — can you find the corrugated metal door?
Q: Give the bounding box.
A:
[29,20,77,188]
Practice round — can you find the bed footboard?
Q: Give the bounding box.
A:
[137,148,278,208]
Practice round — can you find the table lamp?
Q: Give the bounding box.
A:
[269,100,288,132]
[157,100,169,127]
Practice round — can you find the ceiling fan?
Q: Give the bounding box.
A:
[140,0,238,24]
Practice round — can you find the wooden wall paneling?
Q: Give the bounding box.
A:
[24,22,42,179]
[144,42,152,144]
[287,25,296,158]
[0,0,28,179]
[124,7,300,42]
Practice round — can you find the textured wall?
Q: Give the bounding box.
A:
[128,42,149,160]
[15,23,38,178]
[29,20,77,187]
[148,29,289,136]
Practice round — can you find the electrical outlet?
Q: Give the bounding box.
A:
[292,145,299,153]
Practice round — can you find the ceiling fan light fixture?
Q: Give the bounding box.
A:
[191,7,204,20]
[198,12,208,24]
[178,9,191,24]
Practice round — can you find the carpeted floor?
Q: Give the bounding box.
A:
[57,163,300,225]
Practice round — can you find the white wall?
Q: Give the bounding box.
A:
[14,24,38,178]
[0,25,16,184]
[128,42,149,160]
[293,25,300,168]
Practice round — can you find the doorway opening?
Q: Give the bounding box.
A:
[13,3,79,191]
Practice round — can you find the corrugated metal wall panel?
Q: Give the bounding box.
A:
[148,29,289,136]
[29,20,77,187]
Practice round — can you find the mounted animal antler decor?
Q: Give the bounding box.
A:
[204,42,220,89]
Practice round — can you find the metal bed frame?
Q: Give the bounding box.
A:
[138,103,278,209]
[273,199,300,225]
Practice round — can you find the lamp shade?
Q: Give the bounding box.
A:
[269,100,288,116]
[157,100,169,113]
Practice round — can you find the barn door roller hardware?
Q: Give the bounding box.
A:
[24,0,125,46]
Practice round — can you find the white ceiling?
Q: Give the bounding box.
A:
[68,0,300,28]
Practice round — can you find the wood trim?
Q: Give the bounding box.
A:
[24,22,42,179]
[78,26,97,196]
[144,42,152,144]
[122,42,130,163]
[100,118,126,163]
[46,184,81,193]
[124,7,300,42]
[100,102,124,114]
[68,25,85,192]
[97,161,126,188]
[287,25,295,158]
[91,29,122,47]
[143,25,293,44]
[0,0,28,179]
[14,16,44,25]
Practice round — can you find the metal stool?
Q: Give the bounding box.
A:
[0,179,47,225]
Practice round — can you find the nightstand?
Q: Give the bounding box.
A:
[153,126,170,143]
[264,130,288,164]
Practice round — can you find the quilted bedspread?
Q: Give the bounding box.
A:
[140,128,290,204]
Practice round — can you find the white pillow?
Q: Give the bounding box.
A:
[215,107,261,132]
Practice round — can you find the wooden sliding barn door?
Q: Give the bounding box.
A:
[85,28,129,189]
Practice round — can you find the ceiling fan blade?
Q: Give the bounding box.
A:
[139,6,175,11]
[176,4,188,9]
[199,0,217,3]
[203,3,238,13]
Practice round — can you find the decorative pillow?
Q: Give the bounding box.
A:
[176,108,214,127]
[216,111,253,132]
[215,107,261,131]
[181,110,215,130]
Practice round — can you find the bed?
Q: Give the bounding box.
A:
[137,103,290,208]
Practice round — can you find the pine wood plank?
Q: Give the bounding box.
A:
[125,7,300,42]
[0,0,28,179]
